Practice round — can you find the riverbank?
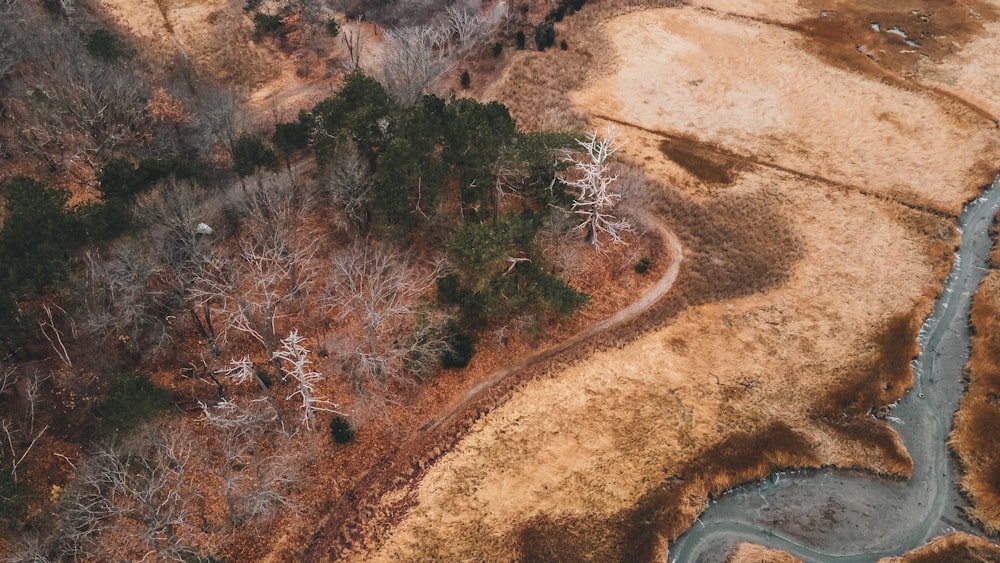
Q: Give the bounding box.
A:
[951,210,1000,535]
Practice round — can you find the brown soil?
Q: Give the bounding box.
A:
[951,215,1000,534]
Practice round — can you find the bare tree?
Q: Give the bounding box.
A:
[199,398,294,526]
[446,4,498,53]
[323,141,371,234]
[324,244,449,398]
[136,179,222,350]
[341,18,365,70]
[561,126,634,249]
[273,330,338,431]
[83,241,169,347]
[379,23,453,103]
[192,229,318,364]
[58,425,201,561]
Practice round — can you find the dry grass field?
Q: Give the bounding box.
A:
[355,1,1000,560]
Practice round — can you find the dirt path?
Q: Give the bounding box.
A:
[303,213,683,559]
[426,214,683,432]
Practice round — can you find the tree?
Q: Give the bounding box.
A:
[58,424,203,561]
[199,398,294,526]
[232,132,279,177]
[534,21,555,51]
[273,330,338,430]
[560,126,634,248]
[0,177,79,296]
[324,244,449,398]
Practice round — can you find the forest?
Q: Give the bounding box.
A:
[0,0,649,558]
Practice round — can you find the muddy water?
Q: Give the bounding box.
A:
[669,173,1000,562]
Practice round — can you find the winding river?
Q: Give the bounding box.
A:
[670,173,1000,562]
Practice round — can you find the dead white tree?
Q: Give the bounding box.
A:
[37,304,74,367]
[324,244,449,397]
[561,126,634,249]
[273,330,338,431]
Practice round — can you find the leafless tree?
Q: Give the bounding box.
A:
[199,398,294,526]
[139,179,219,348]
[0,368,49,485]
[83,241,169,348]
[58,424,201,561]
[324,244,449,398]
[561,126,634,249]
[379,23,453,103]
[36,304,74,367]
[18,53,149,173]
[273,330,338,431]
[341,18,365,70]
[192,229,318,364]
[446,4,499,53]
[323,142,371,234]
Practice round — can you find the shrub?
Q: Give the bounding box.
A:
[231,132,279,177]
[460,70,471,89]
[255,367,273,388]
[99,371,174,437]
[243,0,263,11]
[492,41,503,57]
[252,12,284,38]
[534,22,555,51]
[515,30,526,49]
[326,17,340,36]
[0,177,79,296]
[85,28,128,61]
[440,320,475,369]
[634,257,651,274]
[330,416,355,443]
[0,470,32,530]
[560,39,568,50]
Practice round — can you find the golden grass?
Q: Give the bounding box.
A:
[515,423,820,562]
[879,532,1000,563]
[727,543,802,563]
[951,218,1000,534]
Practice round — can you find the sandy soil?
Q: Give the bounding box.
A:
[354,1,1000,560]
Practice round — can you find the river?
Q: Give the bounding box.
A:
[669,173,1000,562]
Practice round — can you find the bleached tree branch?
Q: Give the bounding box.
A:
[561,126,634,249]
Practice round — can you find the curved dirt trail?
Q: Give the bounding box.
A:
[305,213,683,559]
[427,213,683,432]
